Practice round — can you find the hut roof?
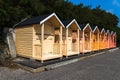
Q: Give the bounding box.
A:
[106,30,110,35]
[79,23,92,31]
[14,13,64,28]
[62,19,81,30]
[92,26,100,33]
[111,31,114,35]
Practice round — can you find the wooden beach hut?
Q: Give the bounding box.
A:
[62,19,81,57]
[91,26,100,51]
[110,31,114,48]
[14,13,65,63]
[79,24,92,54]
[106,30,111,49]
[113,32,117,48]
[99,28,106,50]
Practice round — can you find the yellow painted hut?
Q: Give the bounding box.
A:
[14,13,65,63]
[79,24,92,54]
[113,32,117,48]
[99,28,106,50]
[91,26,100,51]
[62,19,81,57]
[106,30,111,49]
[110,31,114,48]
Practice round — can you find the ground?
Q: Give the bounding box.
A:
[0,49,120,80]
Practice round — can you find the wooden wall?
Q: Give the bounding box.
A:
[15,25,33,58]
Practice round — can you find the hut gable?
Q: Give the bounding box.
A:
[111,31,114,35]
[79,23,92,31]
[93,26,100,33]
[62,19,81,30]
[101,28,105,34]
[106,30,110,35]
[113,32,116,36]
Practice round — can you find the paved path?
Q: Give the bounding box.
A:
[0,49,120,80]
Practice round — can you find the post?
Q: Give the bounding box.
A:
[103,34,104,49]
[32,26,35,58]
[66,28,68,56]
[98,33,100,51]
[60,26,62,58]
[77,29,80,54]
[90,31,92,53]
[82,31,84,54]
[99,34,101,50]
[41,23,44,63]
[115,35,116,47]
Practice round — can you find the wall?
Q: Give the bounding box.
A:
[15,25,33,58]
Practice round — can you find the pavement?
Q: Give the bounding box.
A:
[0,48,120,80]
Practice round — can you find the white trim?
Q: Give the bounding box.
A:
[113,32,116,36]
[40,13,65,28]
[111,31,113,35]
[83,23,92,31]
[101,28,105,34]
[93,26,100,33]
[66,19,81,30]
[106,30,110,35]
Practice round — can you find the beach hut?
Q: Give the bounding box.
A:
[62,19,81,57]
[110,31,114,48]
[91,26,100,51]
[79,23,92,54]
[14,13,65,63]
[106,30,111,49]
[99,28,106,50]
[113,32,117,48]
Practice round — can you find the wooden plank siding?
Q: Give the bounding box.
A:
[15,25,33,58]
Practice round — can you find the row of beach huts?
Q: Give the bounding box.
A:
[13,13,116,63]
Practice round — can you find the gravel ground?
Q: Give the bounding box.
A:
[0,49,120,80]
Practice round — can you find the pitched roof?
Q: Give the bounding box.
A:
[79,23,92,31]
[62,19,81,30]
[106,30,110,35]
[92,26,100,33]
[14,13,64,27]
[111,31,114,35]
[113,32,116,36]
